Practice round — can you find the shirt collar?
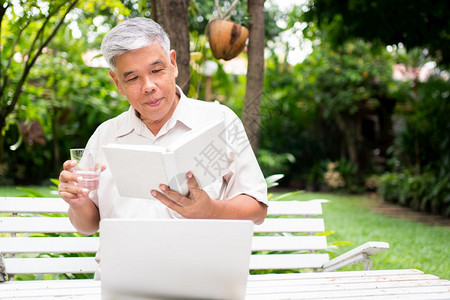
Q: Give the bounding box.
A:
[167,85,198,130]
[114,106,139,138]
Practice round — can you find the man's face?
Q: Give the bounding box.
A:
[109,44,179,133]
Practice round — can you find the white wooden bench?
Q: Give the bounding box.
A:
[0,197,389,281]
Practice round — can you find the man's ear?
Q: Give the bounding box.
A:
[170,50,179,79]
[109,69,124,94]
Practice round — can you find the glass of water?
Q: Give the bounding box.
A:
[70,148,101,190]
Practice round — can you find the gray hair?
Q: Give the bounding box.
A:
[101,17,170,71]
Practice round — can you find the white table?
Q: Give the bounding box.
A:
[1,269,449,299]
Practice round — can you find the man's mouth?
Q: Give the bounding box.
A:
[146,98,162,107]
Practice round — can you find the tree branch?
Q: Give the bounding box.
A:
[222,0,239,21]
[214,0,222,19]
[0,1,9,22]
[0,24,29,100]
[24,1,66,70]
[0,1,11,92]
[0,0,79,121]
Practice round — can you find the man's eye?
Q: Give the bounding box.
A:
[152,69,163,73]
[126,76,138,82]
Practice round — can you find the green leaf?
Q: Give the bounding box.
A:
[265,174,284,188]
[16,187,46,197]
[316,230,335,236]
[272,190,304,201]
[330,241,354,246]
[49,178,60,190]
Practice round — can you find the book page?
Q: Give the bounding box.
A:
[169,120,229,190]
[103,144,168,199]
[167,119,225,153]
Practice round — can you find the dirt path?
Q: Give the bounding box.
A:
[365,194,450,228]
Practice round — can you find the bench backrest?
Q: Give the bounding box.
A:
[0,197,98,280]
[0,197,330,280]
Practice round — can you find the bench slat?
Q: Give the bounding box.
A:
[251,236,327,251]
[1,286,101,298]
[267,200,323,216]
[2,218,323,235]
[0,279,99,292]
[1,236,326,254]
[0,198,325,216]
[0,197,68,214]
[254,218,325,233]
[1,237,99,254]
[0,217,77,233]
[4,257,97,274]
[250,253,329,270]
[248,269,432,281]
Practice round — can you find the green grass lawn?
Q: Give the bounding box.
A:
[0,185,59,197]
[282,192,450,280]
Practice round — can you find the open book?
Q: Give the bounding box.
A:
[103,119,228,199]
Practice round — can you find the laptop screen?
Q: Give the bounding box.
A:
[100,218,253,299]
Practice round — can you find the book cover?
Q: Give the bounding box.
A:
[103,119,228,199]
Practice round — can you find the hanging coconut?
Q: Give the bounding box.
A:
[207,19,249,61]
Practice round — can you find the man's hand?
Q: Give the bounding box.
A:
[152,171,216,219]
[58,160,103,236]
[153,171,268,224]
[58,160,91,207]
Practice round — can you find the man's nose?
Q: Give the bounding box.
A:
[142,76,156,93]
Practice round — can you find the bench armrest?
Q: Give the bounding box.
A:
[322,241,389,272]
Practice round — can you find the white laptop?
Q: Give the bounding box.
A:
[100,219,254,300]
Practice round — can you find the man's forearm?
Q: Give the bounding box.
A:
[68,200,100,236]
[214,194,267,225]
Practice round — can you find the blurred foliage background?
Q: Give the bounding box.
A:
[1,0,449,216]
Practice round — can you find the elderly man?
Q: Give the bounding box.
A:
[58,17,267,236]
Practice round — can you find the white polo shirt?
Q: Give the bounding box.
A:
[85,87,267,220]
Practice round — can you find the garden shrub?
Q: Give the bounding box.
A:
[379,171,450,217]
[379,74,449,217]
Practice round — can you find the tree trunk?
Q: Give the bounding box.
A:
[151,0,190,94]
[334,112,359,172]
[243,0,265,155]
